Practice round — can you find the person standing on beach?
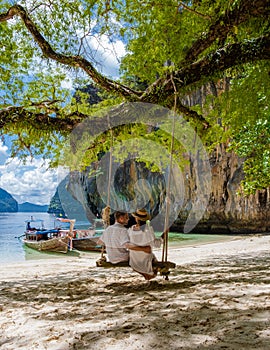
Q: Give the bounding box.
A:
[128,209,163,280]
[97,211,150,264]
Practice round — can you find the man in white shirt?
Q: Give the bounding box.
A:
[98,211,150,264]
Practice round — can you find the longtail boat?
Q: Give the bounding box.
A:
[22,218,70,253]
[56,218,104,252]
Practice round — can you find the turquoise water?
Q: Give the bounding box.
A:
[0,212,235,265]
[167,232,235,247]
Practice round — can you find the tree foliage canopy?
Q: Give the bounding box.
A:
[0,0,270,192]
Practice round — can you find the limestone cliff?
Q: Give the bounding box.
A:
[48,177,89,222]
[67,162,167,228]
[67,150,270,234]
[172,149,270,233]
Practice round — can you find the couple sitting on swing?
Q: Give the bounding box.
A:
[97,209,163,280]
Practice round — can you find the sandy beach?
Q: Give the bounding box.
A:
[1,234,270,350]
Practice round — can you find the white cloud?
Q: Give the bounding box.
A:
[78,21,126,79]
[0,157,63,205]
[88,35,126,78]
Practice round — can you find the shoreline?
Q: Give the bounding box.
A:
[1,234,270,349]
[1,233,269,277]
[0,232,245,268]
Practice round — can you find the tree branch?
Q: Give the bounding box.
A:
[183,0,270,63]
[1,3,270,131]
[177,2,211,20]
[144,34,270,105]
[0,106,83,131]
[0,4,141,100]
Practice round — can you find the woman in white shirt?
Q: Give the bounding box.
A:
[128,209,163,280]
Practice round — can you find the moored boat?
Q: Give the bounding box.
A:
[71,236,101,251]
[56,218,103,252]
[22,218,70,253]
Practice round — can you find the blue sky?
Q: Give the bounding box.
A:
[0,35,126,205]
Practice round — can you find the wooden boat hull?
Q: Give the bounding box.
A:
[56,218,104,252]
[72,236,102,251]
[23,236,69,253]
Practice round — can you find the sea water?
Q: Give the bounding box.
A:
[0,212,92,264]
[0,212,234,265]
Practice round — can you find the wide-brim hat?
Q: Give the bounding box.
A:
[132,209,151,221]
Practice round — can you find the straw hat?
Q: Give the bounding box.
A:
[132,208,151,221]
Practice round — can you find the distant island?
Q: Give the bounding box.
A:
[0,188,18,212]
[0,184,88,221]
[0,187,48,213]
[18,202,48,212]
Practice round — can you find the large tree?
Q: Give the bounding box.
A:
[0,0,270,191]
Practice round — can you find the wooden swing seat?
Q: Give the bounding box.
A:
[96,258,176,270]
[96,259,129,268]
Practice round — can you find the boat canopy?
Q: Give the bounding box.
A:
[56,218,76,232]
[25,218,45,230]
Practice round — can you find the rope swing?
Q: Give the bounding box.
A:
[97,98,177,279]
[100,117,114,260]
[162,74,178,266]
[101,113,114,229]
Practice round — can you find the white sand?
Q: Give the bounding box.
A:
[0,234,270,349]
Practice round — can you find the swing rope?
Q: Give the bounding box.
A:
[107,128,113,213]
[100,117,114,259]
[102,116,113,227]
[162,74,178,263]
